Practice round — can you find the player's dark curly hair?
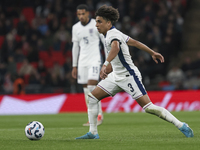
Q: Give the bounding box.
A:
[95,5,119,24]
[77,4,89,11]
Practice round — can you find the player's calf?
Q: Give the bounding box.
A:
[143,102,183,128]
[88,93,99,135]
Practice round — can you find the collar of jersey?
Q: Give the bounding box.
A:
[105,26,115,37]
[81,18,91,26]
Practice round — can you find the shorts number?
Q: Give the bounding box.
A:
[128,83,134,92]
[93,66,98,74]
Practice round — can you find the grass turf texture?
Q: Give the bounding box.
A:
[0,111,199,150]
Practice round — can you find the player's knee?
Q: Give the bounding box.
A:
[87,85,96,93]
[88,92,99,104]
[144,102,163,117]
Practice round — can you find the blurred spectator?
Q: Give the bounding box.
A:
[65,16,73,33]
[19,59,36,76]
[47,70,62,87]
[26,19,41,42]
[48,15,59,33]
[152,25,161,45]
[192,51,200,71]
[26,46,39,62]
[29,33,38,46]
[43,30,54,50]
[36,1,52,17]
[0,21,6,35]
[6,55,17,75]
[3,73,13,94]
[29,72,40,85]
[86,0,95,12]
[37,59,47,76]
[167,65,185,89]
[17,14,29,36]
[13,74,25,95]
[62,72,72,91]
[175,12,184,32]
[142,3,155,22]
[37,38,46,51]
[37,17,48,35]
[96,0,112,9]
[115,0,128,21]
[52,61,64,80]
[14,48,26,63]
[159,36,174,63]
[63,57,71,74]
[52,38,61,51]
[54,24,70,42]
[5,19,13,34]
[183,77,200,90]
[64,0,76,12]
[181,57,194,78]
[1,33,17,63]
[0,62,7,84]
[54,0,64,20]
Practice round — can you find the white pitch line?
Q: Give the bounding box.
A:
[0,127,83,131]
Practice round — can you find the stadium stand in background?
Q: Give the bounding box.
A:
[0,0,199,94]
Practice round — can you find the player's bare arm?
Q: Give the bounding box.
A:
[100,40,119,79]
[106,40,120,62]
[127,38,164,64]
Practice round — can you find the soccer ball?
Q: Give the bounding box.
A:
[25,121,45,140]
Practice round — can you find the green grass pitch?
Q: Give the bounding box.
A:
[0,111,199,150]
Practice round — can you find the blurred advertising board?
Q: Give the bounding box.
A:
[0,91,200,115]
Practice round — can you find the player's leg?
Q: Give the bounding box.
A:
[78,66,89,106]
[77,66,90,126]
[76,73,121,139]
[136,95,194,137]
[83,84,89,107]
[75,86,109,139]
[88,87,109,134]
[87,64,104,126]
[122,75,193,137]
[82,84,90,126]
[88,81,103,126]
[137,95,183,127]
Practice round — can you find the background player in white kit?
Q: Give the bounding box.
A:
[76,5,194,139]
[71,4,104,126]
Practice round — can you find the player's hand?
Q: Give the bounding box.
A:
[152,52,164,64]
[71,67,77,79]
[100,65,108,79]
[106,63,113,74]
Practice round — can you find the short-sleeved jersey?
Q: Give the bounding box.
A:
[104,27,141,81]
[72,18,102,67]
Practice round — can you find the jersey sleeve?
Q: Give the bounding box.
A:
[122,33,130,43]
[107,30,130,45]
[107,31,121,45]
[72,25,78,42]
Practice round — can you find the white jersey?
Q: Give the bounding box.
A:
[72,18,102,67]
[104,27,141,81]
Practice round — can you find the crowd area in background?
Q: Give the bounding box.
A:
[0,0,199,95]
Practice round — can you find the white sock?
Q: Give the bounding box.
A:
[83,87,89,108]
[88,92,99,135]
[143,102,183,128]
[88,85,103,116]
[98,101,103,116]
